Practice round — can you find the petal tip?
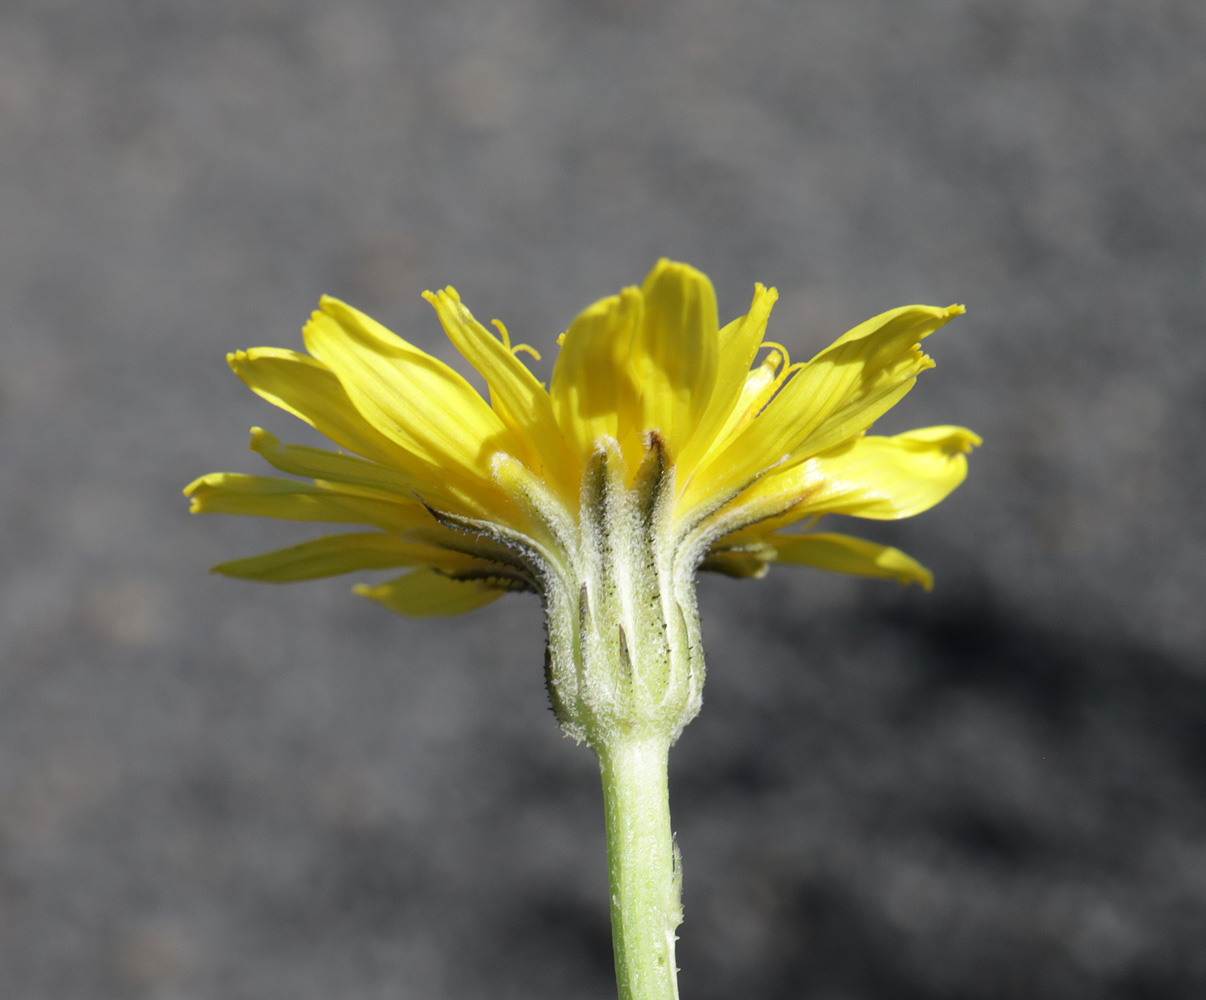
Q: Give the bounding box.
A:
[643,257,710,290]
[758,283,780,306]
[248,426,281,454]
[182,473,216,497]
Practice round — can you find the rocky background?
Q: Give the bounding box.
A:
[1,1,1203,998]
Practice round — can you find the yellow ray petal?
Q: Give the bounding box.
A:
[302,297,516,493]
[775,303,963,458]
[249,428,427,502]
[699,424,979,542]
[699,343,789,463]
[424,287,578,503]
[630,259,720,458]
[677,283,779,473]
[230,353,495,519]
[184,473,431,532]
[804,425,979,520]
[550,286,644,466]
[769,531,933,589]
[354,568,508,617]
[212,531,475,582]
[228,348,411,468]
[748,425,980,525]
[693,304,962,504]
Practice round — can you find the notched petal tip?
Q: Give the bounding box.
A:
[183,472,230,513]
[421,287,464,316]
[183,472,222,498]
[947,428,981,453]
[898,425,982,455]
[228,347,304,377]
[248,426,276,450]
[430,285,462,305]
[185,470,257,505]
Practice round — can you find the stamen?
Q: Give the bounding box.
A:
[773,360,808,395]
[755,340,791,372]
[489,319,542,362]
[491,319,512,349]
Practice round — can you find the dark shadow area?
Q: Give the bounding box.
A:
[673,582,1206,999]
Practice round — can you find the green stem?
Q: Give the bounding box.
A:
[597,733,682,1000]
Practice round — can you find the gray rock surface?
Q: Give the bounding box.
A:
[1,1,1203,997]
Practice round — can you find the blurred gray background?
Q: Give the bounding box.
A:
[2,1,1204,997]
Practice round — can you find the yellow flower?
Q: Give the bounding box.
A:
[188,259,974,597]
[186,258,979,1000]
[186,259,976,739]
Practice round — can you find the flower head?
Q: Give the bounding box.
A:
[187,260,977,740]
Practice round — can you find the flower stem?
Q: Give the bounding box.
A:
[597,733,682,1000]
